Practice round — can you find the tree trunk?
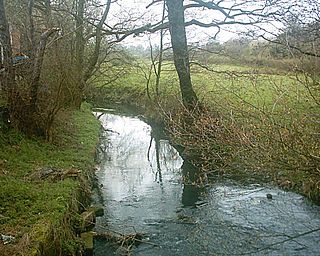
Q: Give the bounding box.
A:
[27,0,35,57]
[166,0,199,111]
[0,0,15,103]
[74,0,85,108]
[30,28,59,108]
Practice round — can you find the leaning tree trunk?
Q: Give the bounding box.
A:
[84,0,112,82]
[166,0,199,111]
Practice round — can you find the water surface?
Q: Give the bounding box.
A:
[93,111,320,255]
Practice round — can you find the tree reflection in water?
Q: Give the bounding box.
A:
[181,160,207,207]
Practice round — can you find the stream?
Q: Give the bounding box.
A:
[92,110,320,255]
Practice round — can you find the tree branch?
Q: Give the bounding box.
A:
[189,0,233,18]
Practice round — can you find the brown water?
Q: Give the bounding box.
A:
[93,110,320,255]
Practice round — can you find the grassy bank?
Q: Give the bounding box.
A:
[90,61,319,204]
[0,103,101,255]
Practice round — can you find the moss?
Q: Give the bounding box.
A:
[0,103,101,255]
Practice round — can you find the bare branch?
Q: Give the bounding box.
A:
[188,0,233,18]
[186,19,260,28]
[146,0,163,9]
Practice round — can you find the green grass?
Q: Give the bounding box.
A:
[95,61,317,120]
[0,179,75,227]
[0,102,100,255]
[94,59,318,121]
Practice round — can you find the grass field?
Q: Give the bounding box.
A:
[94,61,317,118]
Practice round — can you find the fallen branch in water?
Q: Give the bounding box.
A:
[94,230,158,247]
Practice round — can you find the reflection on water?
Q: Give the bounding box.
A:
[94,112,320,255]
[95,113,182,203]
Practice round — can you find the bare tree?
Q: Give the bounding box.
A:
[143,0,281,111]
